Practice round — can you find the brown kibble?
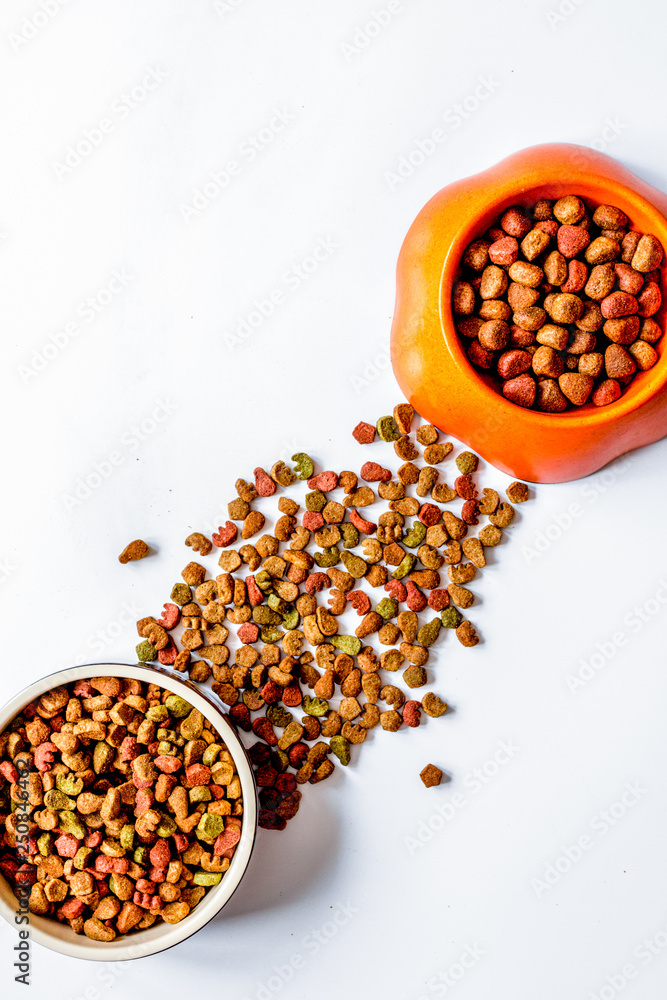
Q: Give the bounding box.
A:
[553,195,585,225]
[118,540,150,564]
[420,764,443,788]
[631,234,664,272]
[558,373,594,406]
[506,482,529,503]
[605,343,636,379]
[628,340,658,371]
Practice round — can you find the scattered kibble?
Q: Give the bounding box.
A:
[118,540,150,564]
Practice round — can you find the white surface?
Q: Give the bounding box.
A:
[2,1,667,998]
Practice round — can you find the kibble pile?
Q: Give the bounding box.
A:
[132,405,531,831]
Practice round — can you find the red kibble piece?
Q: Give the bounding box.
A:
[535,219,559,237]
[497,349,532,379]
[73,680,95,697]
[0,761,18,784]
[502,373,536,408]
[360,462,392,483]
[61,898,85,919]
[275,773,297,795]
[281,684,303,708]
[592,378,622,406]
[229,702,252,731]
[14,865,37,886]
[157,637,178,665]
[347,590,371,615]
[405,580,427,612]
[418,503,441,526]
[304,572,329,594]
[146,741,160,756]
[403,700,422,728]
[149,839,171,869]
[561,259,588,294]
[384,579,407,601]
[258,809,287,831]
[302,511,325,531]
[84,831,102,849]
[428,589,450,611]
[237,622,260,644]
[261,681,282,705]
[557,224,591,258]
[148,867,166,882]
[600,291,638,319]
[248,743,271,766]
[212,521,238,547]
[157,603,180,630]
[214,825,241,856]
[253,467,276,497]
[307,471,338,491]
[246,574,264,607]
[455,474,478,500]
[184,763,211,786]
[488,236,518,266]
[467,340,495,369]
[136,878,156,894]
[349,508,376,534]
[172,833,189,853]
[255,765,278,787]
[501,206,532,238]
[638,282,661,317]
[119,737,140,762]
[461,500,480,525]
[352,421,376,444]
[153,755,182,774]
[95,855,129,874]
[252,717,278,745]
[33,743,57,772]
[135,789,155,815]
[287,743,309,768]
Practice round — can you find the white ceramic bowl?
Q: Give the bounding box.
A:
[0,662,258,961]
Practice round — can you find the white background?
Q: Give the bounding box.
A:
[2,1,667,998]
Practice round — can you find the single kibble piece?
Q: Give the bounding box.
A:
[420,764,443,788]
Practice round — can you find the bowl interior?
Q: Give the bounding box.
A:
[0,663,258,961]
[439,175,667,423]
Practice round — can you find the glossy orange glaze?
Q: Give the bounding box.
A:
[390,143,667,483]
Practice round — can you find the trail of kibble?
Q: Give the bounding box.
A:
[133,405,532,829]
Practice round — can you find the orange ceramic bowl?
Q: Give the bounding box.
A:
[390,143,667,483]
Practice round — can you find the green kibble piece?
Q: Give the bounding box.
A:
[329,736,350,766]
[376,597,398,620]
[73,847,92,870]
[189,786,212,803]
[44,789,73,811]
[37,832,52,856]
[59,810,85,839]
[157,741,175,756]
[202,744,222,766]
[305,490,327,512]
[56,774,84,796]
[193,871,223,887]
[93,740,115,773]
[254,569,273,592]
[156,815,178,837]
[330,634,361,656]
[441,607,464,629]
[275,749,289,771]
[314,546,340,568]
[253,605,281,625]
[196,813,225,844]
[376,415,401,442]
[303,696,330,717]
[134,846,149,865]
[418,618,442,647]
[267,704,293,728]
[281,609,299,631]
[403,522,427,548]
[165,695,192,718]
[146,705,169,723]
[170,582,192,605]
[339,551,368,579]
[292,452,314,480]
[456,451,478,475]
[403,664,427,688]
[261,626,284,643]
[392,554,416,579]
[267,593,290,615]
[120,825,135,850]
[157,728,177,741]
[340,522,360,549]
[136,640,157,662]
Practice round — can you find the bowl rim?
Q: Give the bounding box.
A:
[439,171,667,426]
[0,662,258,962]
